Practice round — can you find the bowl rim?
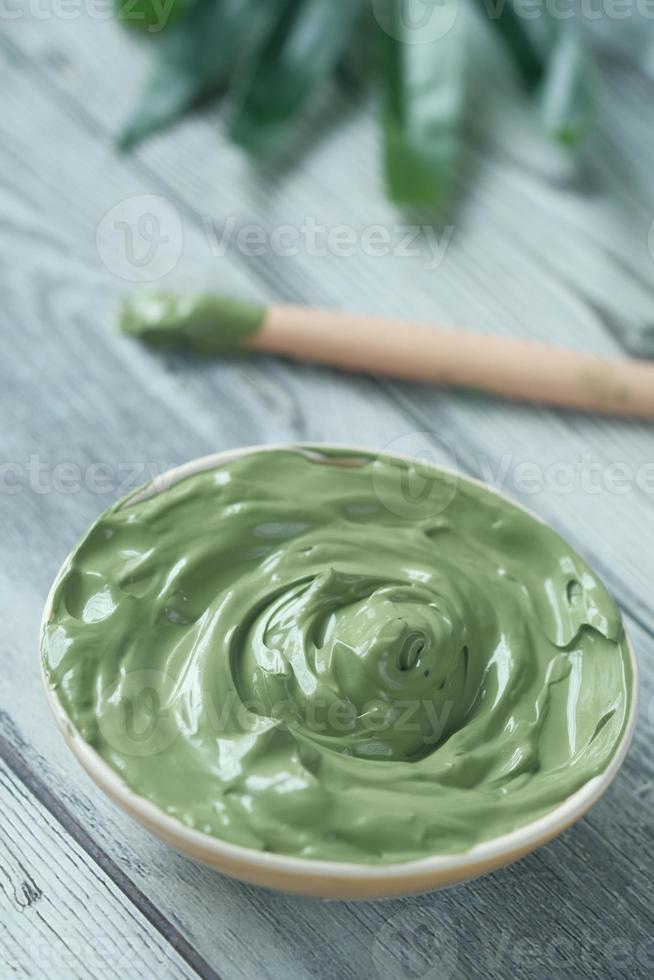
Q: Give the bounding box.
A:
[40,441,640,883]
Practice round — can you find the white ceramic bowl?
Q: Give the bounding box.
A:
[41,444,639,899]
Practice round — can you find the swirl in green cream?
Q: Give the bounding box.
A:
[42,448,633,862]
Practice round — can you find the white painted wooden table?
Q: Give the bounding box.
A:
[1,13,653,979]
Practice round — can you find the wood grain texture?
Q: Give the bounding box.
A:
[0,749,199,979]
[0,13,653,980]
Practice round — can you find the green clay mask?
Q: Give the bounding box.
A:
[120,293,265,353]
[42,448,633,863]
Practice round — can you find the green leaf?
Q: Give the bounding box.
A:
[114,0,186,34]
[474,0,545,90]
[380,0,465,206]
[540,30,597,146]
[229,0,367,158]
[118,0,264,149]
[478,1,596,145]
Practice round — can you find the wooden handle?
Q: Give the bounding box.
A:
[244,305,654,420]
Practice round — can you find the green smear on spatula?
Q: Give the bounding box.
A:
[120,293,266,355]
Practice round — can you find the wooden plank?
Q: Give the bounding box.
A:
[0,752,199,979]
